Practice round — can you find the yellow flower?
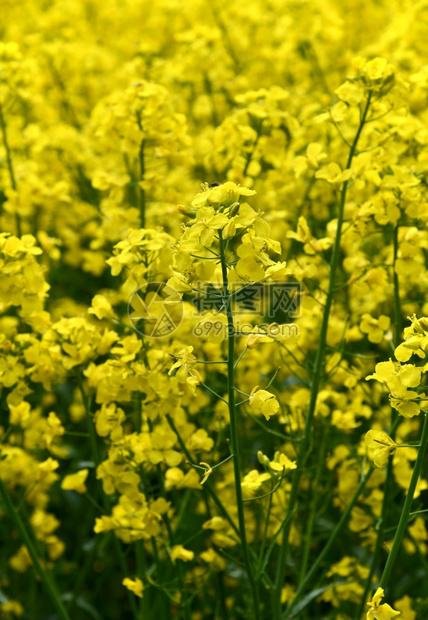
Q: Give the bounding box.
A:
[366,360,423,416]
[268,452,297,472]
[249,388,280,421]
[168,346,197,380]
[286,216,332,255]
[8,401,32,427]
[390,392,423,419]
[190,182,256,211]
[395,335,428,362]
[394,315,428,362]
[202,516,228,531]
[187,429,214,452]
[358,57,395,93]
[315,163,353,187]
[88,295,117,321]
[360,314,391,343]
[294,142,327,176]
[61,469,89,494]
[122,577,144,598]
[367,587,400,619]
[170,545,194,563]
[335,82,365,106]
[367,360,421,392]
[393,596,416,620]
[365,430,397,467]
[241,469,271,497]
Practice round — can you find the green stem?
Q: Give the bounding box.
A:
[0,103,21,236]
[357,453,393,618]
[284,465,375,618]
[0,479,70,620]
[356,230,402,618]
[219,231,260,620]
[273,91,373,619]
[297,426,327,586]
[257,482,274,577]
[392,225,402,344]
[138,139,146,228]
[378,411,428,589]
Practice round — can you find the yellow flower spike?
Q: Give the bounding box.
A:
[365,430,397,467]
[367,587,400,619]
[199,462,213,485]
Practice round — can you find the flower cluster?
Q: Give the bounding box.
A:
[1,1,428,619]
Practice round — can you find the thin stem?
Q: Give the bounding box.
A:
[357,239,402,617]
[234,345,248,369]
[200,381,228,404]
[247,410,299,443]
[0,479,71,620]
[219,231,260,620]
[392,225,402,345]
[138,138,146,228]
[284,465,375,618]
[272,91,373,619]
[378,411,428,590]
[357,456,393,617]
[297,426,326,586]
[257,482,274,576]
[410,508,428,517]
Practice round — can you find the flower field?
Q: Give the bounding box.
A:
[2,1,428,618]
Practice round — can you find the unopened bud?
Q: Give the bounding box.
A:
[257,450,270,466]
[229,202,240,217]
[178,204,197,218]
[246,334,261,349]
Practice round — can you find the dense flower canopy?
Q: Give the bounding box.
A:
[1,1,428,619]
